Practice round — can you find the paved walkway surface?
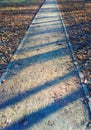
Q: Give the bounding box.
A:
[0,0,89,130]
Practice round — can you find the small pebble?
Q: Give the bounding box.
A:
[1,80,6,84]
[48,120,55,126]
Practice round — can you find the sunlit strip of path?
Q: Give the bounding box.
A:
[0,0,89,130]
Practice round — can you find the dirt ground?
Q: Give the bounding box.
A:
[0,0,45,77]
[57,0,91,94]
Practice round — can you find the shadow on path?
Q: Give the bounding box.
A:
[32,19,60,25]
[20,39,66,52]
[5,88,84,130]
[0,71,74,109]
[28,27,64,37]
[5,47,68,81]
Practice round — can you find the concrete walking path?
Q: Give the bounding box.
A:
[0,0,89,130]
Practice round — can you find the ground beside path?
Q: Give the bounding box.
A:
[57,0,91,93]
[0,0,89,130]
[0,0,45,77]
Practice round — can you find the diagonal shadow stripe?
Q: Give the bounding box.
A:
[5,88,83,130]
[0,71,74,109]
[10,47,67,72]
[32,19,60,25]
[35,15,58,20]
[31,22,61,28]
[29,27,64,37]
[20,39,66,52]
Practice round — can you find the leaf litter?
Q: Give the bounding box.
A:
[57,0,91,94]
[0,1,44,78]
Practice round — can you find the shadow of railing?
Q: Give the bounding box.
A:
[0,1,89,129]
[0,38,66,76]
[5,88,84,130]
[0,71,74,109]
[35,15,59,20]
[28,27,64,36]
[32,19,61,25]
[20,39,66,53]
[31,22,62,28]
[5,47,67,80]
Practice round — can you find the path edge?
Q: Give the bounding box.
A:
[0,0,45,85]
[56,0,91,126]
